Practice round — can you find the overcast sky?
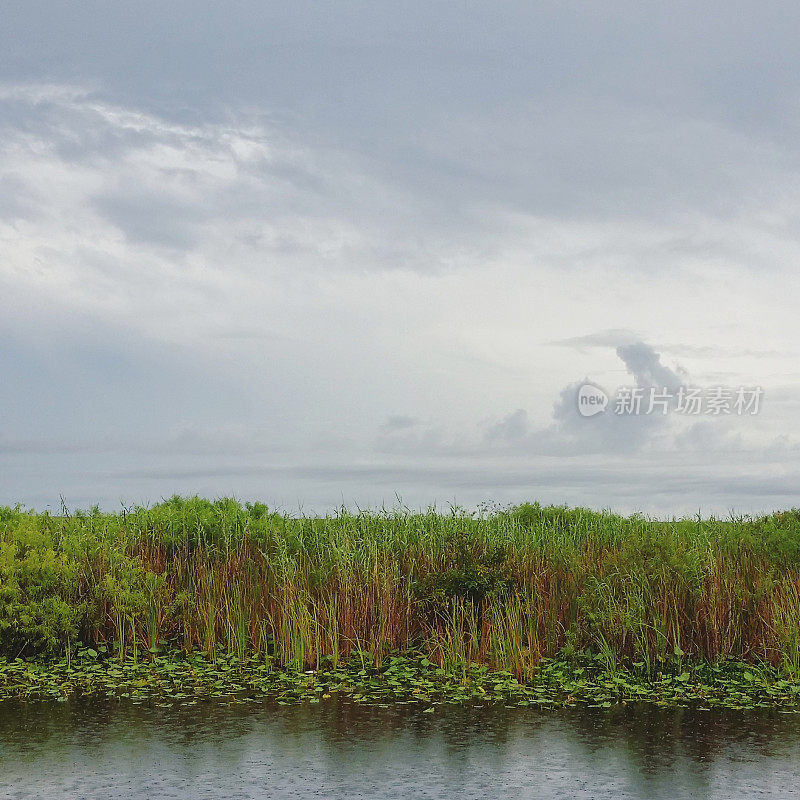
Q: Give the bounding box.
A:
[2,2,799,516]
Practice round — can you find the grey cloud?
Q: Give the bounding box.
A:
[689,370,744,383]
[494,339,780,459]
[552,329,641,350]
[162,423,281,456]
[374,419,445,455]
[448,338,773,459]
[24,451,798,517]
[484,341,685,457]
[616,342,684,392]
[483,381,662,457]
[540,379,663,455]
[659,343,795,359]
[0,318,264,448]
[92,192,206,250]
[673,420,743,452]
[5,4,800,237]
[485,409,528,444]
[0,438,97,455]
[553,333,776,370]
[0,88,486,277]
[0,173,41,222]
[380,415,419,433]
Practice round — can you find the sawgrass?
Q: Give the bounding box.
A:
[3,497,800,680]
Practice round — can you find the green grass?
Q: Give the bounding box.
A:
[3,496,800,694]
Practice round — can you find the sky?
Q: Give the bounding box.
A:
[2,1,800,516]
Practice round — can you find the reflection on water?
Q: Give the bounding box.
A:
[1,699,799,799]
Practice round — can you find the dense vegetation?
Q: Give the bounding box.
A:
[2,497,800,680]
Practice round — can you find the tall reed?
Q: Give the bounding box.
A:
[3,498,800,676]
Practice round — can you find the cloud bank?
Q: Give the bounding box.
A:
[2,2,800,515]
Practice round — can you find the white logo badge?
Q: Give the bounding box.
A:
[577,383,608,417]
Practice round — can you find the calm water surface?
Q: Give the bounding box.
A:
[1,699,799,799]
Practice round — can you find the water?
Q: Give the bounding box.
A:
[1,700,799,799]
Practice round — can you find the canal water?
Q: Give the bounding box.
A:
[1,700,799,798]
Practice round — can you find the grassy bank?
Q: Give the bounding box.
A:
[3,497,800,707]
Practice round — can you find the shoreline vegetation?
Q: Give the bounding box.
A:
[3,497,800,710]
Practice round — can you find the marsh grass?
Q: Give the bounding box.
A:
[3,498,800,678]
